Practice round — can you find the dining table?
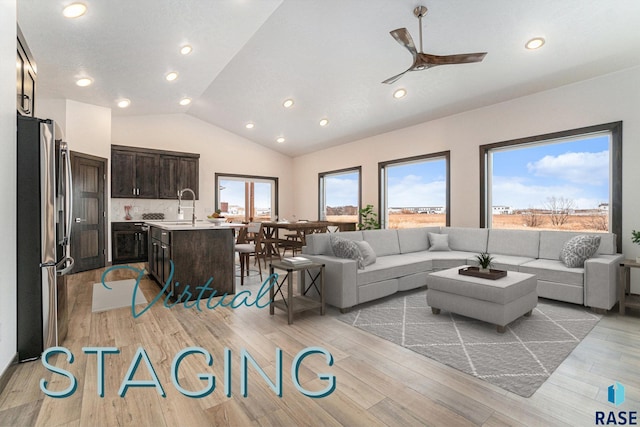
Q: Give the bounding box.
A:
[259,220,356,258]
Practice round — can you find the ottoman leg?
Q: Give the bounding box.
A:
[524,310,532,317]
[496,325,506,333]
[431,307,441,315]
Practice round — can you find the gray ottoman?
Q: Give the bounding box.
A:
[427,266,538,333]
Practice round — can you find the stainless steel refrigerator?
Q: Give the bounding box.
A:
[17,115,74,362]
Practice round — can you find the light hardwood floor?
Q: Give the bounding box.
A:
[1,265,639,426]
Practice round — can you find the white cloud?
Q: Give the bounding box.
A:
[492,176,606,209]
[526,151,608,185]
[388,175,446,207]
[325,177,359,206]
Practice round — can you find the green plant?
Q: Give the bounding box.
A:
[632,230,640,245]
[358,204,380,230]
[475,252,494,270]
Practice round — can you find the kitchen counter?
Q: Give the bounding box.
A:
[144,220,243,231]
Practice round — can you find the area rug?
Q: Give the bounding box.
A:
[337,289,602,397]
[92,279,147,313]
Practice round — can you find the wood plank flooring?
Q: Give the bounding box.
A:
[1,264,639,426]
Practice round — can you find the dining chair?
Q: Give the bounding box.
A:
[234,222,264,286]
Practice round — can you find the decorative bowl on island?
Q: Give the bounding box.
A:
[206,217,226,224]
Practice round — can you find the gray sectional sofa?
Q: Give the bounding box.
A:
[300,227,623,312]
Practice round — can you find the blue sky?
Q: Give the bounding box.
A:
[387,160,447,207]
[492,135,610,209]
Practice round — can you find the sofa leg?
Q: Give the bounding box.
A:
[591,307,607,315]
[524,310,532,317]
[340,307,352,314]
[431,307,441,315]
[496,325,506,333]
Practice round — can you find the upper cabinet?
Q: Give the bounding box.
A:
[111,145,199,199]
[17,25,36,117]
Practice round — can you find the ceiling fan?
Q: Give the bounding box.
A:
[382,6,487,84]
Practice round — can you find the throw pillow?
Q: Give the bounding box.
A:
[428,232,451,251]
[355,240,376,268]
[559,235,601,268]
[330,235,364,269]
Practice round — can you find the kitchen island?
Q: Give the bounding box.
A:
[145,221,236,300]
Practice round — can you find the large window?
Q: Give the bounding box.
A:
[214,173,278,222]
[379,152,450,229]
[318,167,361,223]
[480,122,622,249]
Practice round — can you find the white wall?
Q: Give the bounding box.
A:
[111,113,294,221]
[0,0,17,376]
[293,66,640,271]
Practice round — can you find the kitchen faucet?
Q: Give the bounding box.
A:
[177,188,197,226]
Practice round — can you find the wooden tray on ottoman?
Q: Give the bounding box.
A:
[459,266,507,280]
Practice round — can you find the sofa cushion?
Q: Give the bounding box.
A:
[487,229,540,258]
[559,235,601,268]
[363,229,400,256]
[397,227,440,253]
[539,231,614,259]
[330,235,364,269]
[518,259,584,286]
[428,233,451,251]
[355,240,377,267]
[441,227,488,253]
[303,231,363,255]
[489,254,536,272]
[356,254,432,286]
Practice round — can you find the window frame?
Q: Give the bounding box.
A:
[317,166,362,223]
[479,122,622,250]
[214,172,279,221]
[378,151,451,229]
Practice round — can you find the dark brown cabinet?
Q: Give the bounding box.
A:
[148,226,234,300]
[158,155,199,199]
[112,145,199,199]
[17,25,36,117]
[111,148,159,198]
[112,222,148,264]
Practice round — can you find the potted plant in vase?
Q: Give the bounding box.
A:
[632,230,640,263]
[475,252,494,272]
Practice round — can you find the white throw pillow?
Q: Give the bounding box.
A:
[355,240,376,269]
[428,233,451,251]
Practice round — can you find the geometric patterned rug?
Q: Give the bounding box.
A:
[337,288,602,397]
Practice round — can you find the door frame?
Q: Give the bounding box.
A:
[70,151,108,273]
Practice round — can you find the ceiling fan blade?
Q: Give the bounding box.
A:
[382,68,411,84]
[423,52,487,65]
[389,28,418,58]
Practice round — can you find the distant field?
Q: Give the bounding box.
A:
[328,213,609,232]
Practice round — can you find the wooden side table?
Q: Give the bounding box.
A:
[269,260,325,324]
[619,259,640,315]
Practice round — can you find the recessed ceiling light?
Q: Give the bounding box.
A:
[117,99,131,108]
[63,3,87,18]
[75,77,93,87]
[525,37,545,50]
[283,99,294,108]
[179,97,191,106]
[276,137,285,143]
[165,72,178,81]
[245,122,255,129]
[319,118,329,127]
[180,45,192,55]
[393,88,407,99]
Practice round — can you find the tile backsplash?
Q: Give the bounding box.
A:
[111,199,211,222]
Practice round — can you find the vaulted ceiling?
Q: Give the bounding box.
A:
[17,0,640,156]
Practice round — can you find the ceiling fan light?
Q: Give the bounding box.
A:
[319,118,329,127]
[283,99,294,108]
[75,77,93,87]
[117,99,131,108]
[525,37,545,50]
[63,3,87,18]
[180,45,192,55]
[393,88,407,99]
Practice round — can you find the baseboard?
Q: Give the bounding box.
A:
[0,353,18,395]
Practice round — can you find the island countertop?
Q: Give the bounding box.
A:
[144,220,244,231]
